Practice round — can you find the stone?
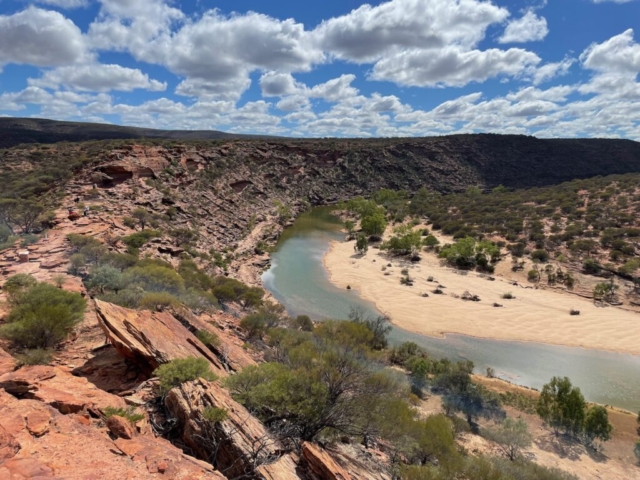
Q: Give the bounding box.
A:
[106,415,136,440]
[95,300,226,377]
[25,410,52,437]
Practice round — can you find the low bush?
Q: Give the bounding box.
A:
[16,348,54,366]
[196,330,221,348]
[138,292,181,310]
[202,406,228,424]
[0,282,86,349]
[154,357,217,393]
[103,406,145,424]
[121,230,161,251]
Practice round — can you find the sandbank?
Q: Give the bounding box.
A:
[323,239,640,356]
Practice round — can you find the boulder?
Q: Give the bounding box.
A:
[94,299,226,377]
[0,365,126,414]
[106,415,136,439]
[301,442,351,480]
[164,378,280,479]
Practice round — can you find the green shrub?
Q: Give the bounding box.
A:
[121,230,161,250]
[196,330,221,348]
[67,234,101,252]
[20,234,40,247]
[3,273,37,304]
[123,264,184,294]
[1,283,86,349]
[202,406,228,424]
[103,406,145,424]
[154,357,217,393]
[211,277,249,304]
[527,270,539,282]
[68,253,86,275]
[531,249,550,262]
[361,212,387,239]
[99,252,138,270]
[123,217,137,229]
[138,292,181,310]
[16,348,54,366]
[292,314,314,332]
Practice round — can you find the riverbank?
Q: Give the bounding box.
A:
[323,238,640,356]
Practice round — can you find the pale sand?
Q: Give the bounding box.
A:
[323,240,640,355]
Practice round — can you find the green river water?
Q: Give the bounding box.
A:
[262,207,640,412]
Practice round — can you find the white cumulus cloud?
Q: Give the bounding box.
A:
[499,10,549,44]
[0,7,88,68]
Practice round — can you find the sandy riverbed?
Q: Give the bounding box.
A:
[323,239,640,355]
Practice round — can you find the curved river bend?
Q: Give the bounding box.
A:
[262,208,640,412]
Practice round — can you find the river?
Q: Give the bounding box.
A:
[262,207,640,412]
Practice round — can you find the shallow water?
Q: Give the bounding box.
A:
[262,207,640,412]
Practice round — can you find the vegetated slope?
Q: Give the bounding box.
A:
[0,117,280,148]
[3,136,640,254]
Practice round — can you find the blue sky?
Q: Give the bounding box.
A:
[0,0,639,138]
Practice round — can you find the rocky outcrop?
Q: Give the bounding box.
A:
[302,443,352,480]
[94,300,226,377]
[300,443,391,480]
[172,307,257,372]
[256,454,305,480]
[0,390,225,479]
[0,365,126,414]
[164,378,282,479]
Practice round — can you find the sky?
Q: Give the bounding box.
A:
[0,0,639,139]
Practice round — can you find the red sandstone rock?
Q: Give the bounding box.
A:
[0,347,16,376]
[164,378,280,479]
[106,415,136,439]
[0,390,226,479]
[256,454,305,480]
[173,307,257,373]
[302,443,352,480]
[0,365,127,414]
[94,300,226,377]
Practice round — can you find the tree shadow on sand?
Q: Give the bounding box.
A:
[535,433,608,464]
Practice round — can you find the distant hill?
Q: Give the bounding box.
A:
[0,117,280,148]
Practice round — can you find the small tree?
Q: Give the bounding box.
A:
[360,212,387,240]
[582,405,612,448]
[424,234,440,249]
[132,208,150,230]
[344,220,355,237]
[355,233,368,254]
[593,280,618,303]
[89,265,126,293]
[537,376,586,436]
[484,418,532,461]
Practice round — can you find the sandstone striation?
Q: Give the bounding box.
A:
[164,378,282,479]
[94,299,227,377]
